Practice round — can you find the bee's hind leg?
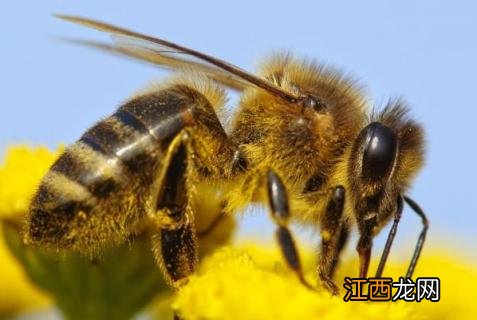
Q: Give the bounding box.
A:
[149,133,198,289]
[266,170,315,290]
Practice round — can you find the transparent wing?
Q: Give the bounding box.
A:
[56,15,300,102]
[61,38,249,91]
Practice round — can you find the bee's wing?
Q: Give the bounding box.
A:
[56,15,300,102]
[62,38,249,91]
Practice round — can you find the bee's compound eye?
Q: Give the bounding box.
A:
[361,122,397,180]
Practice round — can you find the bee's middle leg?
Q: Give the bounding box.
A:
[149,133,198,288]
[318,186,349,295]
[266,170,314,290]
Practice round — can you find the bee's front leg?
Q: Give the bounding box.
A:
[356,218,375,278]
[266,170,315,290]
[149,132,198,289]
[375,196,403,277]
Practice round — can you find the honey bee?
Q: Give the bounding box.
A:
[26,15,428,294]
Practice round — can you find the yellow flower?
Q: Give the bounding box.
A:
[0,145,62,219]
[0,146,59,316]
[2,145,477,320]
[173,245,477,320]
[0,146,169,320]
[0,226,52,317]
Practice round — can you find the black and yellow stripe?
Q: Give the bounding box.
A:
[27,84,209,249]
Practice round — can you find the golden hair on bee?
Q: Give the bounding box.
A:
[26,15,429,294]
[227,54,367,211]
[134,72,228,112]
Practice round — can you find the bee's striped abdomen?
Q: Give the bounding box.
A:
[79,116,158,184]
[118,87,196,146]
[27,85,203,250]
[50,148,120,199]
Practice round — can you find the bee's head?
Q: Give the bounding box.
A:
[348,101,425,213]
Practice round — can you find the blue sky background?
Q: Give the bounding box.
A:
[1,1,476,261]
